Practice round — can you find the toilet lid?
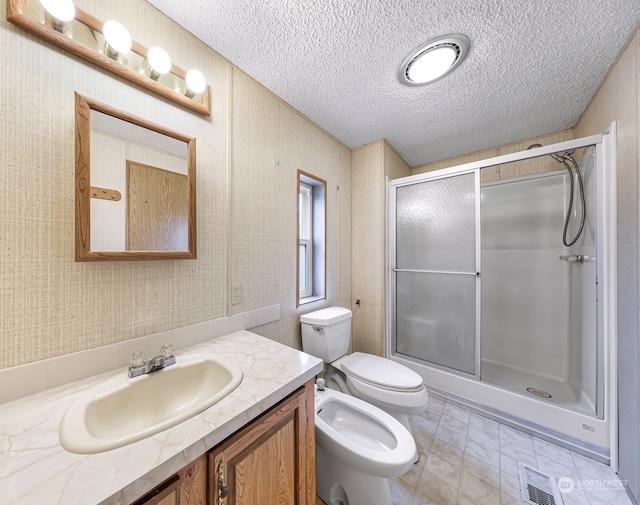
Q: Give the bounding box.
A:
[340,352,424,392]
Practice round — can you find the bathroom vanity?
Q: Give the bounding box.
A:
[0,331,323,505]
[132,382,314,505]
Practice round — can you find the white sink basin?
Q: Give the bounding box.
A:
[59,354,243,454]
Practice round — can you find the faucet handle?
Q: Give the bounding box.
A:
[160,344,174,359]
[130,351,144,368]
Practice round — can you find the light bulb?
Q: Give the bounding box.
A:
[147,46,171,80]
[103,20,131,60]
[40,0,75,32]
[184,69,206,97]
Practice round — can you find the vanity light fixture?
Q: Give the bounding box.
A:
[398,34,470,86]
[147,46,172,81]
[8,0,210,115]
[102,20,131,61]
[39,0,74,32]
[185,69,207,98]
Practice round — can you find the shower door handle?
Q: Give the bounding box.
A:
[392,268,479,276]
[559,255,590,263]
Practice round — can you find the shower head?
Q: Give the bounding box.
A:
[527,143,575,163]
[552,150,577,163]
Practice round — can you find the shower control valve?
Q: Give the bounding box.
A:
[559,255,590,263]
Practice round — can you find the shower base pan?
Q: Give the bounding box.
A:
[480,359,596,416]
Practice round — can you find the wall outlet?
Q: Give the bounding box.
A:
[231,284,242,305]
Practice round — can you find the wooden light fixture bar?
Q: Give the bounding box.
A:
[7,0,211,116]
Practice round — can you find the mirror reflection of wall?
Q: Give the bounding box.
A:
[89,110,188,252]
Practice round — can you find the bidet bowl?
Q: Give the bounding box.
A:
[314,386,416,478]
[59,354,243,454]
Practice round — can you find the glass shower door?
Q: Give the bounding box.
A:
[393,172,478,375]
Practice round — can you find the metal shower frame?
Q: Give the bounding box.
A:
[385,124,618,468]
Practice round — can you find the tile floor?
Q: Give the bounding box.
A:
[316,393,634,505]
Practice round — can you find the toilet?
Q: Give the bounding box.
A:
[300,306,429,432]
[314,383,416,505]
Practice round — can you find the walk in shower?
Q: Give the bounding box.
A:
[387,132,616,461]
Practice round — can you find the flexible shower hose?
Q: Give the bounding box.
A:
[560,155,586,247]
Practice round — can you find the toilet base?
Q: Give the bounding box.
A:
[316,443,393,505]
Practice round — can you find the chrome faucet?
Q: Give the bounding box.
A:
[128,345,176,378]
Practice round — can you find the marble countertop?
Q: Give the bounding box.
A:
[0,331,323,505]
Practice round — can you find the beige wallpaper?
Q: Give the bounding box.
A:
[229,70,352,349]
[0,0,351,369]
[351,140,410,357]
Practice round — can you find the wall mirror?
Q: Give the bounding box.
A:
[75,93,197,261]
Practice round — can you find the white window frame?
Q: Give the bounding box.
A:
[298,182,313,298]
[297,171,326,305]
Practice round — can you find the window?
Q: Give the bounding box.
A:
[297,171,326,305]
[298,182,313,298]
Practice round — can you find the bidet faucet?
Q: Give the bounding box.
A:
[128,345,176,378]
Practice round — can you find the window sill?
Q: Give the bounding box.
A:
[299,295,325,306]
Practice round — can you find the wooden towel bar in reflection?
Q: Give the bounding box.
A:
[90,186,121,201]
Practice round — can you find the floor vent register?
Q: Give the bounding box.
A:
[518,462,564,505]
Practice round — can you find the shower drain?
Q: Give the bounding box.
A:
[527,387,552,398]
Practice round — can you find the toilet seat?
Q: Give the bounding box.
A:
[314,385,416,478]
[329,353,429,415]
[336,352,424,392]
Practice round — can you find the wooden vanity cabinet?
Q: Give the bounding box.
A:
[208,380,316,505]
[131,379,315,505]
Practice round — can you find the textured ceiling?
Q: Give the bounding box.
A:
[146,0,640,167]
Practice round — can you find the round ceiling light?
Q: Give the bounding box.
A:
[398,34,470,86]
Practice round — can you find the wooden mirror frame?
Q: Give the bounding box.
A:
[75,93,197,261]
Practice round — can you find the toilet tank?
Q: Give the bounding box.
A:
[300,307,352,363]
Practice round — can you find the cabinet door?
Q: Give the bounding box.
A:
[130,454,206,505]
[131,475,180,505]
[209,381,315,505]
[178,454,207,505]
